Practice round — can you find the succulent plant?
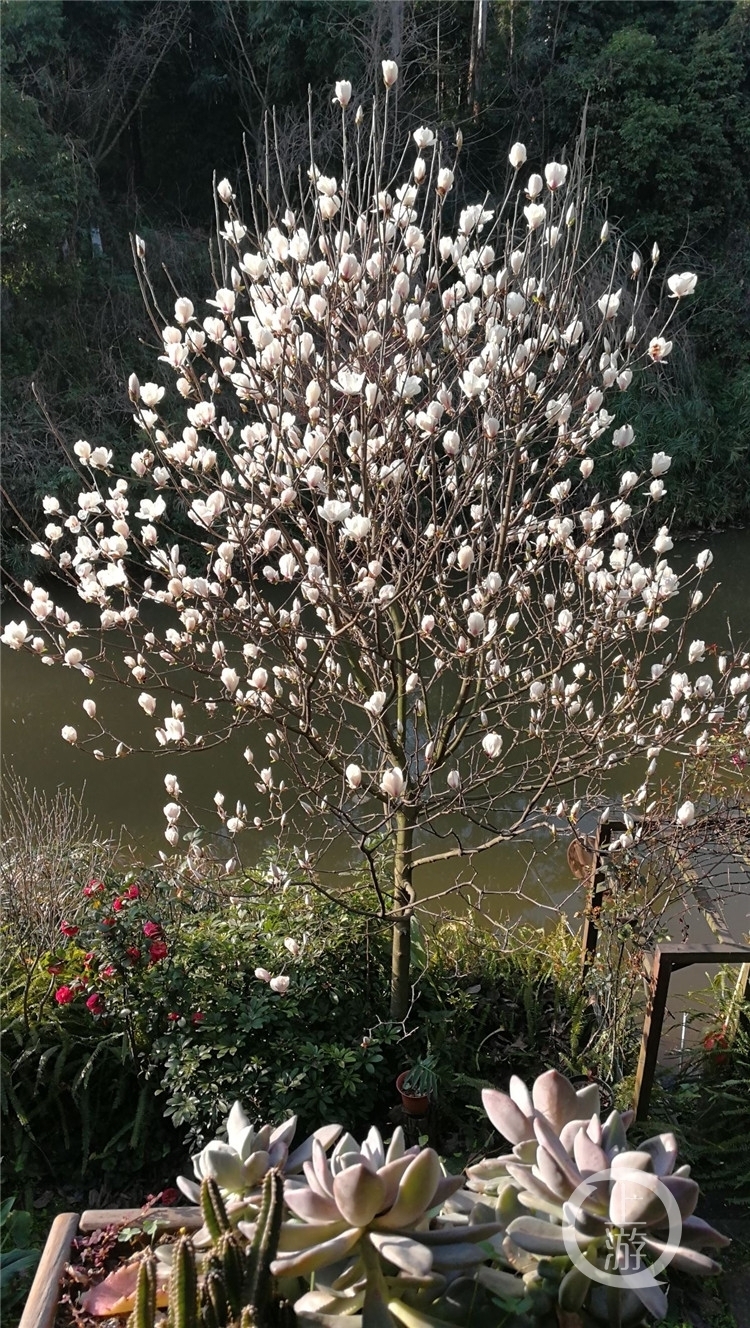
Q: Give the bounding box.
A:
[236,1126,503,1326]
[475,1069,729,1323]
[177,1102,342,1205]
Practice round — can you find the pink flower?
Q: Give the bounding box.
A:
[101,965,117,979]
[84,878,105,897]
[83,951,95,966]
[112,897,125,912]
[167,1011,179,1022]
[142,921,162,939]
[55,986,75,1005]
[192,1011,205,1025]
[148,940,168,964]
[60,921,79,937]
[125,884,140,900]
[86,992,106,1016]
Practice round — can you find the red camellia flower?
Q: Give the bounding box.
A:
[101,965,117,979]
[192,1011,205,1025]
[86,992,106,1016]
[47,962,64,976]
[703,1027,730,1066]
[148,940,168,964]
[112,897,125,912]
[143,921,162,939]
[158,1188,181,1206]
[167,1011,179,1022]
[60,921,79,937]
[55,985,75,1005]
[100,916,116,927]
[126,884,140,900]
[84,878,105,897]
[84,951,95,966]
[126,946,142,962]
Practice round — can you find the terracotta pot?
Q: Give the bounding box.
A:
[396,1070,430,1117]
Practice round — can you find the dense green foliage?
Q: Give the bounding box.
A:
[2,0,749,576]
[1,856,607,1200]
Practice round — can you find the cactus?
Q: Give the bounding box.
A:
[201,1178,232,1244]
[168,1236,199,1328]
[242,1168,284,1319]
[128,1252,157,1328]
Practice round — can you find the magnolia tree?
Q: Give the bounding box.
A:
[4,62,750,1020]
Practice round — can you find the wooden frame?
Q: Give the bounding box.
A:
[633,941,750,1120]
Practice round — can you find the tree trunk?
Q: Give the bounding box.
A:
[390,808,416,1021]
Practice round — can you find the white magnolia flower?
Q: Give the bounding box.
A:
[688,640,706,663]
[365,690,387,717]
[696,549,713,572]
[270,975,290,994]
[526,173,543,197]
[333,80,352,107]
[668,272,698,298]
[597,289,621,319]
[524,203,546,231]
[217,179,233,203]
[651,452,672,477]
[345,763,362,789]
[467,611,485,637]
[61,725,77,744]
[436,167,454,195]
[255,967,272,982]
[650,479,666,501]
[676,800,696,827]
[1,620,28,649]
[544,161,567,191]
[482,732,503,759]
[447,770,461,791]
[344,515,371,540]
[381,59,398,88]
[612,424,635,450]
[251,667,268,690]
[648,337,672,362]
[529,681,545,701]
[413,126,436,149]
[138,693,157,716]
[334,369,365,395]
[653,527,674,555]
[221,667,240,694]
[82,698,97,719]
[509,142,527,169]
[380,766,405,798]
[174,297,194,325]
[164,802,181,824]
[284,937,301,957]
[318,499,351,523]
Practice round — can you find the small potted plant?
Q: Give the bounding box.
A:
[396,1051,439,1116]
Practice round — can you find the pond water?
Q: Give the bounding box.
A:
[3,530,750,1058]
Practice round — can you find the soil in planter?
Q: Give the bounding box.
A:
[56,1224,169,1328]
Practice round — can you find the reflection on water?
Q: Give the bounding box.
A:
[3,532,749,1055]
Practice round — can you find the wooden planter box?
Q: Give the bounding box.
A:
[22,1207,342,1328]
[19,1207,202,1328]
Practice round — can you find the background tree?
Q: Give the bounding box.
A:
[5,63,748,1020]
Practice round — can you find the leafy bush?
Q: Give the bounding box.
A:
[2,857,617,1195]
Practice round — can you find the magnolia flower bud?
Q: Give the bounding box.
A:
[334,80,352,107]
[217,178,233,203]
[270,975,290,994]
[676,800,696,827]
[255,968,271,982]
[61,725,77,744]
[346,763,362,789]
[482,732,503,759]
[381,59,398,88]
[509,141,527,169]
[380,766,405,798]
